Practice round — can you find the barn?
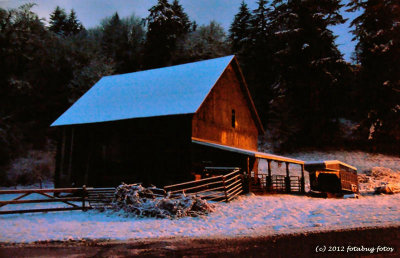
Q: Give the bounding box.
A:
[51,55,304,190]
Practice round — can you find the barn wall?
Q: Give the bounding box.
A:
[192,63,259,151]
[55,115,193,188]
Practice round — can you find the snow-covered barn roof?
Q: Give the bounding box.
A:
[51,55,262,129]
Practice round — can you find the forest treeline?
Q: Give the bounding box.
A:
[0,0,399,169]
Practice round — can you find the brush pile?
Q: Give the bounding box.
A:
[110,183,215,218]
[358,167,400,194]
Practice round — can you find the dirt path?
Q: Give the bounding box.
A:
[1,226,399,257]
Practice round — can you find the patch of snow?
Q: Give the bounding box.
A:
[274,28,301,35]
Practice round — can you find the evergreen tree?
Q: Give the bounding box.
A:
[101,13,124,55]
[171,0,191,34]
[144,0,191,68]
[100,13,144,73]
[144,0,175,68]
[243,0,274,126]
[251,0,271,41]
[0,4,76,163]
[348,0,400,149]
[268,0,349,150]
[64,9,84,36]
[101,13,130,73]
[48,6,67,35]
[229,1,252,54]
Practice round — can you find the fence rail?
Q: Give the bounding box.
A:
[0,187,115,215]
[164,169,243,202]
[271,175,301,193]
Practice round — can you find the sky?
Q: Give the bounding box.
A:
[0,0,360,61]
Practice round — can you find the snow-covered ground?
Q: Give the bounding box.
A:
[0,151,399,244]
[285,150,400,173]
[0,193,399,243]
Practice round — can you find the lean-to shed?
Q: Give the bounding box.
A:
[52,55,265,187]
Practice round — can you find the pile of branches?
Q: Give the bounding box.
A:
[110,183,215,219]
[358,167,400,194]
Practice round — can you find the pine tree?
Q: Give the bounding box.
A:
[348,0,400,148]
[101,13,124,54]
[171,0,191,35]
[49,6,67,35]
[251,0,271,41]
[229,1,252,54]
[64,9,84,36]
[243,0,274,126]
[268,0,350,150]
[144,0,191,68]
[144,0,175,68]
[101,13,132,73]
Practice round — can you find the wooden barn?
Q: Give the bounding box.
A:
[51,55,305,190]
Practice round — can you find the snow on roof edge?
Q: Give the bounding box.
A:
[51,112,196,127]
[305,160,357,171]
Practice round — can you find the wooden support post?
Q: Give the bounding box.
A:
[84,136,92,186]
[285,162,291,193]
[222,176,228,202]
[59,128,67,178]
[246,156,250,174]
[67,128,75,186]
[246,156,251,191]
[300,164,305,194]
[82,185,87,211]
[267,160,272,191]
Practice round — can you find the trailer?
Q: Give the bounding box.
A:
[305,160,358,194]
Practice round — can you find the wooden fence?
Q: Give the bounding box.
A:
[0,187,115,215]
[251,174,302,194]
[0,170,244,215]
[164,169,243,202]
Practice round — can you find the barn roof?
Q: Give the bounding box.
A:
[51,55,263,132]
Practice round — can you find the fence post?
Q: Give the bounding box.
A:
[285,162,291,193]
[267,160,272,192]
[300,164,305,194]
[222,176,228,202]
[82,185,87,211]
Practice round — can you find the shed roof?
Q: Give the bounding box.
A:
[192,137,304,165]
[52,55,258,127]
[305,160,357,171]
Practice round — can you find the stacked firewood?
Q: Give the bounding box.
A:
[110,183,215,218]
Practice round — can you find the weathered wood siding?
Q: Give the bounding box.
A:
[55,115,193,188]
[192,63,259,150]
